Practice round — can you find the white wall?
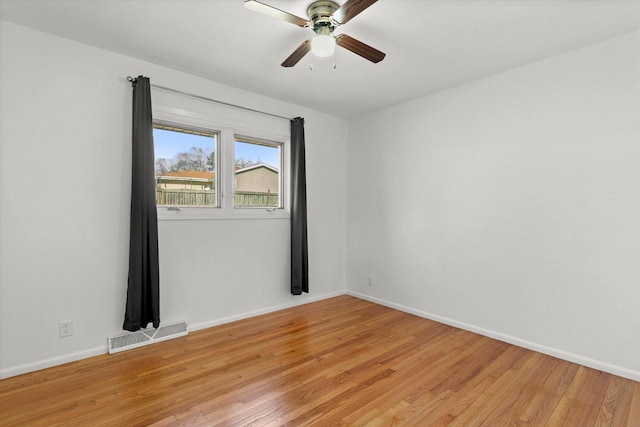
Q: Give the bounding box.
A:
[347,31,640,380]
[0,21,348,377]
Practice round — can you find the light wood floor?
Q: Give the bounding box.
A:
[0,295,638,426]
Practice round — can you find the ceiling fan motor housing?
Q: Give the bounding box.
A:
[307,0,340,34]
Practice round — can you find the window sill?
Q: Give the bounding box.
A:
[157,206,290,221]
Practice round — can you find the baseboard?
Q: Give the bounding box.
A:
[189,290,347,332]
[0,290,347,380]
[0,346,108,380]
[347,290,640,382]
[12,290,633,382]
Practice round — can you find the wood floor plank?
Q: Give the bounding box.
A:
[517,360,580,425]
[626,381,640,426]
[0,295,638,426]
[595,375,626,427]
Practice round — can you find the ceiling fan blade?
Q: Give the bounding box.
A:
[333,0,378,25]
[281,40,312,67]
[244,0,309,27]
[336,34,385,63]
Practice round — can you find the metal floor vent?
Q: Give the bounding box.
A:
[108,321,188,354]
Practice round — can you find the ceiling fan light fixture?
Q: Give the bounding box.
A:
[311,33,336,57]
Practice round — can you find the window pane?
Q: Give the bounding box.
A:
[153,126,218,207]
[234,137,281,208]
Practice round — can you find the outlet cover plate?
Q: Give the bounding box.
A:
[59,320,73,337]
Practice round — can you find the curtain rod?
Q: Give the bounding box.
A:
[126,76,293,121]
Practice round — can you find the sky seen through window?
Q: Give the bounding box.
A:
[153,129,279,170]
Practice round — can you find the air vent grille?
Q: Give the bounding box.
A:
[108,321,188,354]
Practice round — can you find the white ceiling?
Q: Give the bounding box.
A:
[1,0,639,117]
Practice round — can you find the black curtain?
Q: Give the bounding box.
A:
[290,117,309,294]
[123,76,160,331]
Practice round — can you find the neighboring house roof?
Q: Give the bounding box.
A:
[158,171,215,179]
[157,165,276,181]
[235,164,278,174]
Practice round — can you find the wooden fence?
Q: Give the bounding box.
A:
[235,191,279,207]
[156,188,278,207]
[156,189,215,206]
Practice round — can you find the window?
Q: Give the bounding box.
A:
[152,121,289,219]
[151,89,289,220]
[153,124,219,207]
[234,136,283,209]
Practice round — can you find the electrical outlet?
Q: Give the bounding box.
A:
[367,276,374,287]
[59,320,73,338]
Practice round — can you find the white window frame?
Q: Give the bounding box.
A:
[234,134,284,210]
[152,90,290,221]
[154,122,221,208]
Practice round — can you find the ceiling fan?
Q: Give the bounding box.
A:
[244,0,386,67]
